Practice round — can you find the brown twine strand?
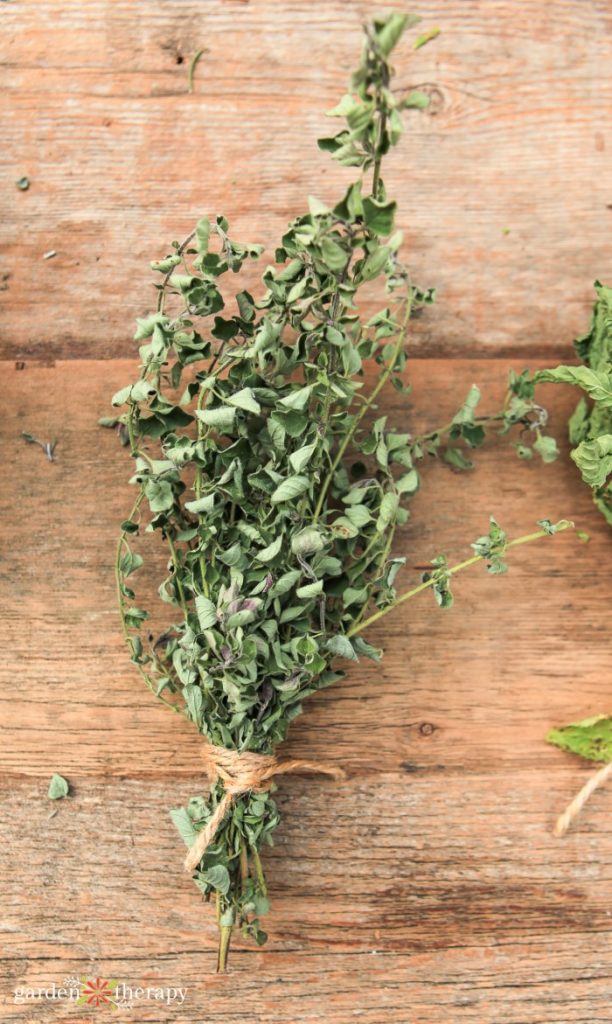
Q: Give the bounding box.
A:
[553,761,612,837]
[184,741,346,873]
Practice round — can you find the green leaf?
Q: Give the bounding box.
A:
[396,470,419,495]
[195,217,211,254]
[362,198,396,236]
[226,388,261,415]
[375,12,416,56]
[256,535,284,561]
[185,495,215,514]
[170,807,198,847]
[571,434,612,487]
[296,579,324,599]
[352,636,382,662]
[320,236,349,272]
[360,245,391,282]
[183,684,204,725]
[308,195,330,216]
[401,90,430,110]
[326,93,357,118]
[535,365,612,407]
[291,528,326,556]
[547,714,612,763]
[150,254,181,273]
[345,504,372,528]
[119,551,143,577]
[48,774,69,800]
[195,595,217,630]
[289,443,317,473]
[452,385,481,425]
[279,386,312,411]
[227,606,259,629]
[330,516,359,539]
[414,27,441,49]
[326,634,358,661]
[196,406,237,429]
[537,518,573,535]
[144,479,174,512]
[199,863,231,895]
[270,569,302,596]
[568,397,590,445]
[533,432,560,464]
[217,541,242,566]
[376,492,399,531]
[271,476,309,503]
[444,448,474,471]
[112,380,157,406]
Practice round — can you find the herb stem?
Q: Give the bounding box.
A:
[166,532,189,617]
[251,846,268,897]
[115,495,184,716]
[217,925,233,973]
[188,48,208,94]
[157,231,196,314]
[313,294,412,523]
[240,841,249,888]
[347,522,574,637]
[415,412,507,446]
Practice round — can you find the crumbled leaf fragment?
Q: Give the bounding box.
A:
[48,774,69,800]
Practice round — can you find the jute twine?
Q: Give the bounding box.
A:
[184,741,346,873]
[554,761,612,837]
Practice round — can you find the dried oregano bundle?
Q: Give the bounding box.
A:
[536,281,612,524]
[524,283,612,834]
[107,14,571,969]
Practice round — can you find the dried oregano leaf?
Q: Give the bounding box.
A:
[48,774,69,800]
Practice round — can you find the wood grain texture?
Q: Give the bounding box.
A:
[2,0,612,359]
[2,774,612,1023]
[0,358,611,1022]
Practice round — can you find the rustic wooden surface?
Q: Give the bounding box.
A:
[2,0,612,1019]
[1,357,610,1023]
[2,0,612,360]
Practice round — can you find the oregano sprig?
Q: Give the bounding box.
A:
[106,14,573,970]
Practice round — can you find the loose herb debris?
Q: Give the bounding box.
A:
[109,14,572,969]
[48,773,69,799]
[21,432,57,461]
[187,48,208,94]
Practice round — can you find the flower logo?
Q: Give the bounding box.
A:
[78,977,118,1009]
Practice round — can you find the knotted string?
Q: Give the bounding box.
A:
[554,761,612,837]
[184,741,346,873]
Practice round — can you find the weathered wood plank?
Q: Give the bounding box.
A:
[0,356,609,784]
[1,773,612,1022]
[1,1,612,358]
[1,357,611,1020]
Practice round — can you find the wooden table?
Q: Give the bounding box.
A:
[1,3,611,1022]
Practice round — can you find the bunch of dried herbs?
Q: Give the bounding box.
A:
[535,281,612,524]
[520,282,612,825]
[107,14,572,969]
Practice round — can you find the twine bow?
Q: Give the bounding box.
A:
[184,741,346,873]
